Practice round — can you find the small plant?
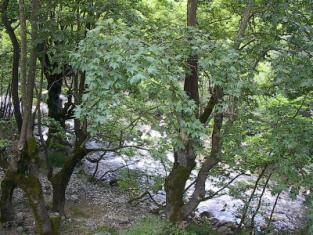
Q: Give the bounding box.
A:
[91,225,118,235]
[126,215,190,235]
[0,139,10,151]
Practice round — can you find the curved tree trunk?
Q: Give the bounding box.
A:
[50,72,87,214]
[1,0,23,131]
[183,112,223,216]
[164,0,254,224]
[51,146,87,214]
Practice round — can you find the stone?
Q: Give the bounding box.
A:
[200,211,214,218]
[118,216,130,224]
[16,212,25,221]
[16,226,24,233]
[217,225,233,235]
[71,194,79,203]
[216,220,228,227]
[226,222,237,231]
[211,218,219,225]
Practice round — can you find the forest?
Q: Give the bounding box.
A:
[0,0,312,234]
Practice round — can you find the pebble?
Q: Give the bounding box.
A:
[200,211,214,218]
[71,194,79,203]
[16,226,24,233]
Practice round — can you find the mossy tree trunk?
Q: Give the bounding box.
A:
[51,146,88,214]
[0,179,16,223]
[49,72,87,214]
[164,0,253,224]
[0,139,56,234]
[0,0,58,234]
[18,174,55,235]
[164,0,199,223]
[164,143,196,222]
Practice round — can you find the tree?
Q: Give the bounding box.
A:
[1,0,22,131]
[0,0,55,234]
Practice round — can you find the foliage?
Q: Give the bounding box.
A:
[126,215,220,235]
[126,215,189,235]
[91,225,118,235]
[0,0,313,233]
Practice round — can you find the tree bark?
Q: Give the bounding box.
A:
[0,178,16,223]
[39,53,65,126]
[13,1,56,234]
[1,138,55,234]
[1,0,23,132]
[165,0,254,223]
[183,112,224,216]
[17,0,29,149]
[164,0,199,223]
[51,146,88,213]
[18,173,54,235]
[184,0,199,106]
[164,143,196,222]
[47,73,63,124]
[50,72,87,214]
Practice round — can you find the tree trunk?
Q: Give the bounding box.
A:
[0,178,16,223]
[164,143,196,222]
[1,139,56,235]
[1,0,23,132]
[47,74,63,124]
[18,174,54,235]
[164,0,254,223]
[164,0,199,223]
[51,147,87,213]
[183,112,223,216]
[50,69,87,214]
[13,0,57,234]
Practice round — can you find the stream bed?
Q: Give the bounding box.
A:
[82,140,306,232]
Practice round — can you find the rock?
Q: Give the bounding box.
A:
[71,194,79,203]
[109,178,118,187]
[118,216,130,224]
[216,220,228,227]
[16,226,24,233]
[217,225,233,235]
[211,218,219,225]
[24,226,33,232]
[200,211,214,218]
[16,212,25,221]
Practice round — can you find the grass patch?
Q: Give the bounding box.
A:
[91,225,118,235]
[125,215,219,235]
[186,223,218,235]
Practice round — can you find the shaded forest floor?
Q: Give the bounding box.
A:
[0,168,149,235]
[0,166,305,235]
